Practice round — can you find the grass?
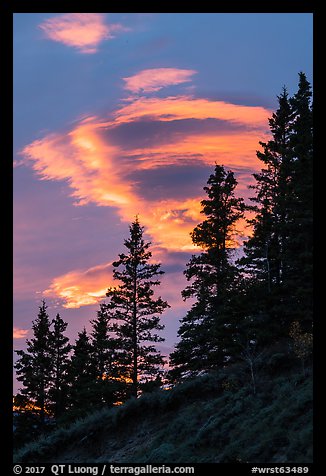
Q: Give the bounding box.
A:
[14,365,312,464]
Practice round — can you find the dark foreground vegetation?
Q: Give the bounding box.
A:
[14,354,312,464]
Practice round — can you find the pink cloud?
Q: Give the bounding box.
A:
[44,262,115,308]
[43,252,191,311]
[123,68,197,93]
[13,327,29,339]
[22,120,135,207]
[39,13,127,54]
[114,96,270,128]
[21,95,270,254]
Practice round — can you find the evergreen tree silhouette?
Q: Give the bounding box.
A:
[90,304,123,404]
[68,327,96,414]
[48,313,71,419]
[105,218,169,397]
[170,165,245,379]
[15,301,53,427]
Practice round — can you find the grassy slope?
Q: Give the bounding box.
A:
[14,364,313,464]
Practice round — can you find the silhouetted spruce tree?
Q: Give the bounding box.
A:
[48,313,71,420]
[242,88,293,288]
[238,87,294,341]
[170,165,245,379]
[105,218,169,398]
[90,304,124,405]
[287,72,313,328]
[67,327,96,416]
[239,73,313,340]
[14,301,53,427]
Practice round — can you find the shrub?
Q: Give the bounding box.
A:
[14,365,313,464]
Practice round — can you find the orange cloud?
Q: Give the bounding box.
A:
[127,131,269,170]
[39,13,127,53]
[13,327,28,339]
[44,262,115,308]
[123,68,197,93]
[113,96,270,128]
[42,207,251,310]
[22,120,135,207]
[43,249,192,310]
[21,95,270,254]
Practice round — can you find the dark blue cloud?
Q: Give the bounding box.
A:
[100,118,245,150]
[125,163,213,201]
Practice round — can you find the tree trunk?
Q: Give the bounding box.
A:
[132,269,138,398]
[55,352,60,419]
[266,241,271,293]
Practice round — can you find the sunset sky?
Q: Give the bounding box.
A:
[13,13,312,391]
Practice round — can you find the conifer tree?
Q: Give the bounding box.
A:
[170,165,245,379]
[90,304,123,404]
[287,72,313,327]
[240,73,313,338]
[67,328,96,415]
[105,218,169,397]
[48,313,71,419]
[14,301,53,426]
[236,88,295,342]
[241,87,293,291]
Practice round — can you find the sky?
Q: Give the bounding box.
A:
[13,13,313,392]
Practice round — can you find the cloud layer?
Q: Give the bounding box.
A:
[39,13,127,53]
[123,68,197,93]
[21,94,270,247]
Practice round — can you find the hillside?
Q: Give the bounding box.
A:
[14,361,313,464]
